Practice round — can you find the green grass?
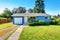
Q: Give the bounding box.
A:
[0,22,13,30]
[19,25,60,40]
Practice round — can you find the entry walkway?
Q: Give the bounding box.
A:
[8,26,23,40]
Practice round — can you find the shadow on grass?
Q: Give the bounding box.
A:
[29,24,60,27]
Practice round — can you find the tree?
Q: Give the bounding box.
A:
[34,0,45,13]
[12,7,26,13]
[28,9,33,13]
[58,14,60,17]
[2,8,12,18]
[0,14,4,18]
[17,7,26,13]
[12,8,17,13]
[0,14,1,17]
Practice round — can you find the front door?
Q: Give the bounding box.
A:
[24,16,28,25]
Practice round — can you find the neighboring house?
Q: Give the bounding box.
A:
[12,13,51,25]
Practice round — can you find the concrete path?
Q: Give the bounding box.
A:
[8,26,23,40]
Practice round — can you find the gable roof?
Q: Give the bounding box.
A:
[12,13,51,17]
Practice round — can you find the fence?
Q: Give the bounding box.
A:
[0,18,12,24]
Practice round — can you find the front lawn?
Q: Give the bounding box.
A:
[0,22,13,30]
[19,25,60,40]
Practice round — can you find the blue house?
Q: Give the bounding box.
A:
[12,13,51,25]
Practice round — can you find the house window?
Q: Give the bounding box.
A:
[45,17,48,19]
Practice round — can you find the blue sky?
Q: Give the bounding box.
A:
[0,0,60,15]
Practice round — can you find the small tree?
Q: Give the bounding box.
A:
[2,8,12,18]
[12,8,17,13]
[28,9,33,13]
[0,14,1,17]
[17,7,26,13]
[12,7,26,13]
[58,14,60,17]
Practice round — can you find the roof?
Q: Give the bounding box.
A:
[12,13,51,17]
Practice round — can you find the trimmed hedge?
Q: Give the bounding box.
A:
[28,20,46,26]
[38,20,46,25]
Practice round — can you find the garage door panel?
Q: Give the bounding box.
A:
[14,18,22,24]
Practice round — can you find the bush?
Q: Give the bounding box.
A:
[50,20,58,25]
[28,19,46,26]
[50,18,60,25]
[38,20,46,25]
[56,18,60,25]
[28,19,36,26]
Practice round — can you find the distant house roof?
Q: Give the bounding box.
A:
[12,13,51,17]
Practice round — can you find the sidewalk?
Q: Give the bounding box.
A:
[8,26,23,40]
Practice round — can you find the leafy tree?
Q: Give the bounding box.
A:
[2,8,12,18]
[0,14,3,18]
[17,7,26,13]
[0,14,1,17]
[34,0,45,13]
[28,9,33,13]
[58,14,60,17]
[12,7,26,13]
[12,8,17,13]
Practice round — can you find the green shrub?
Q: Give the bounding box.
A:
[28,17,36,26]
[56,18,60,25]
[38,20,46,25]
[28,19,36,26]
[28,20,46,26]
[50,20,58,25]
[50,18,60,25]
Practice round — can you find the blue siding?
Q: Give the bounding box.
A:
[22,16,24,25]
[36,16,51,24]
[12,16,51,25]
[12,16,24,25]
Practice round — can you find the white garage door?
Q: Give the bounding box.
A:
[14,18,22,24]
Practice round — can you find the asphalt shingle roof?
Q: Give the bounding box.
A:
[12,13,51,17]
